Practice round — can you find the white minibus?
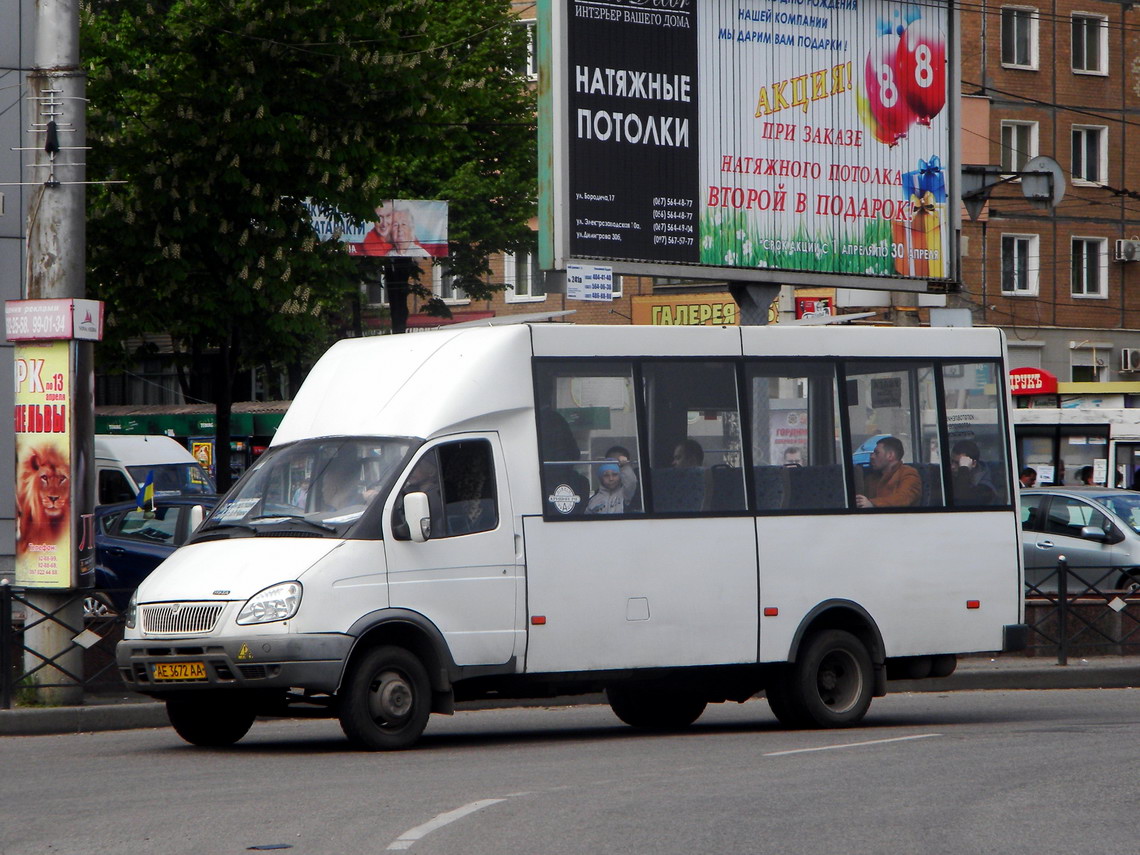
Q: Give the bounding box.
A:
[116,324,1027,749]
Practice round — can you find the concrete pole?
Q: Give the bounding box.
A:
[729,283,781,326]
[23,0,86,706]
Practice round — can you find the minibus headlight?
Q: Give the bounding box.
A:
[125,590,138,629]
[236,582,302,625]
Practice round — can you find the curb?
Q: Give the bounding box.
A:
[891,663,1140,693]
[0,702,169,736]
[4,662,1140,737]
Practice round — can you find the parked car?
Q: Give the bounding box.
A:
[1020,487,1140,592]
[95,434,216,506]
[93,495,218,610]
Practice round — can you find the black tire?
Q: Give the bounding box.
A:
[338,645,432,750]
[1117,572,1140,594]
[166,697,256,747]
[771,629,874,729]
[606,684,707,731]
[763,666,808,728]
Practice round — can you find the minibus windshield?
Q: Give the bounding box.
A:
[200,437,415,536]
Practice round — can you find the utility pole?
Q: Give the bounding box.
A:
[21,0,88,706]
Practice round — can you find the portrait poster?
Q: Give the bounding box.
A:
[307,199,450,258]
[14,340,73,587]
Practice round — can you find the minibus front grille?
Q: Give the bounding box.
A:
[140,603,224,636]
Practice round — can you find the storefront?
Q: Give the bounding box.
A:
[1009,368,1140,487]
[95,402,288,481]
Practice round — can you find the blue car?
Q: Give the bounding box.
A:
[93,495,218,610]
[851,434,891,466]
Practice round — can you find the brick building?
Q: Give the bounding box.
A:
[955,0,1140,386]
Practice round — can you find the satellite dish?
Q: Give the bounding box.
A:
[1021,156,1066,209]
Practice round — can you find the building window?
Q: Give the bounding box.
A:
[362,272,387,308]
[520,19,537,80]
[1071,238,1107,298]
[1001,234,1038,295]
[504,251,545,303]
[1072,14,1107,74]
[1001,121,1037,173]
[1071,126,1106,184]
[432,264,468,305]
[1001,7,1038,69]
[1070,343,1108,382]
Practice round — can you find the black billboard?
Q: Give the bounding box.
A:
[567,1,700,264]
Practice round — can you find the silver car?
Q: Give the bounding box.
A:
[1021,487,1140,593]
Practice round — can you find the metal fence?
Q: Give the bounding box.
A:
[2,559,1138,707]
[1,583,128,709]
[1024,558,1140,665]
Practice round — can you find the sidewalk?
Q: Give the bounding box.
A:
[3,654,1140,737]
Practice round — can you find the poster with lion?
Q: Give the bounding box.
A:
[14,340,73,587]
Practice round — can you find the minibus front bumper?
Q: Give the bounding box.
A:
[116,633,353,696]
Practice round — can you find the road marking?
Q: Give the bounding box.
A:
[387,798,508,850]
[764,733,941,757]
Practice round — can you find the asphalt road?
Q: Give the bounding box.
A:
[3,688,1139,855]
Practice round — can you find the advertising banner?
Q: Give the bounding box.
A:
[308,199,449,258]
[14,341,73,587]
[551,0,954,284]
[632,293,740,325]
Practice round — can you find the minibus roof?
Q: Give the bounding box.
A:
[273,323,1006,445]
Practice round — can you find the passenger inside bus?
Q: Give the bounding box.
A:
[586,452,639,514]
[854,436,920,508]
[672,439,704,468]
[950,440,999,505]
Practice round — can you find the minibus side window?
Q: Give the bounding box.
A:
[747,361,844,511]
[642,360,745,513]
[438,440,498,535]
[942,361,1011,507]
[393,441,498,539]
[845,362,942,510]
[535,361,643,517]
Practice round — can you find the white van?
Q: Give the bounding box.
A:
[116,324,1026,750]
[95,434,216,505]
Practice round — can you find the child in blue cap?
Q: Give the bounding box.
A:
[586,450,638,514]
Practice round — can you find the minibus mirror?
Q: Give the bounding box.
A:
[404,492,431,542]
[188,504,205,532]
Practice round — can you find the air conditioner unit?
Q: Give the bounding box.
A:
[1116,239,1140,262]
[1122,348,1140,372]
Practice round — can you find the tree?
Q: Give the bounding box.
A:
[83,0,536,488]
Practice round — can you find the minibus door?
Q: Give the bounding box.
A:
[382,435,520,667]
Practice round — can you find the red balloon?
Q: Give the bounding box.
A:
[897,21,946,125]
[863,35,916,146]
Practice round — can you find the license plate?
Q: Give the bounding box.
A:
[151,661,207,682]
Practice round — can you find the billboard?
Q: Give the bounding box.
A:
[308,199,449,258]
[14,341,74,587]
[540,0,956,288]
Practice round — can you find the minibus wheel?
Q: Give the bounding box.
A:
[606,684,707,730]
[338,645,431,750]
[770,629,873,729]
[166,696,256,747]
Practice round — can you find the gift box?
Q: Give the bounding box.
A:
[892,192,945,278]
[902,156,948,203]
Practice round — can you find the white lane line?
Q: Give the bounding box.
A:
[387,798,508,850]
[764,733,942,757]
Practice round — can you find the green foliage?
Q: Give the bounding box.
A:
[83,0,536,373]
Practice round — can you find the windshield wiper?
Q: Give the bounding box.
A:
[250,514,339,533]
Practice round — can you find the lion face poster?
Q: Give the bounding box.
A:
[14,341,73,587]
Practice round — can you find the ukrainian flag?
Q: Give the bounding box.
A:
[135,471,155,511]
